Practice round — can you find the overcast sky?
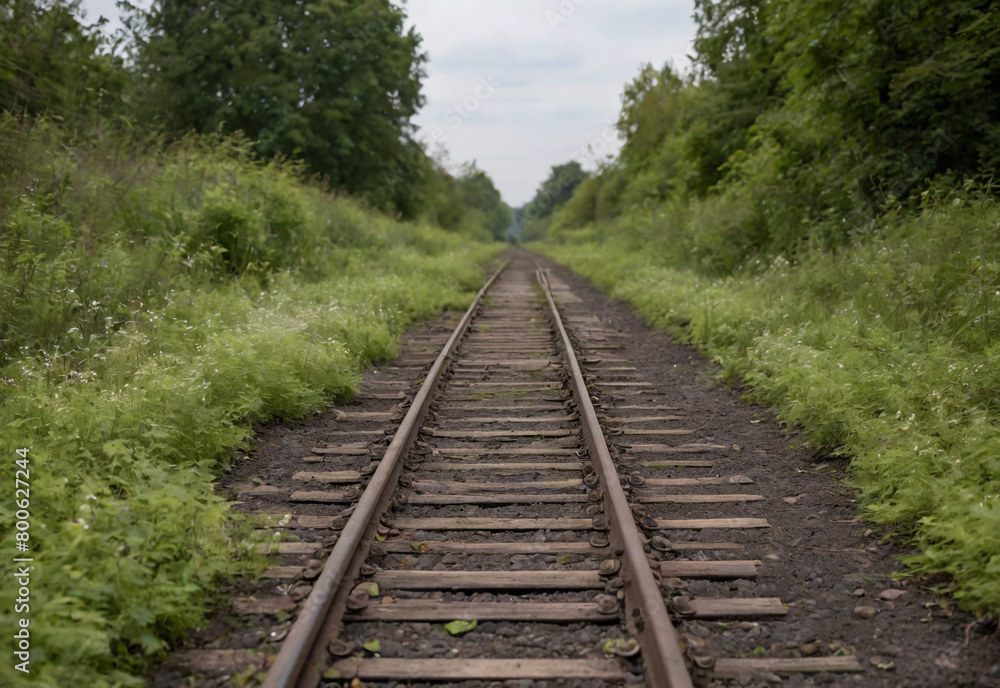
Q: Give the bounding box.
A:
[80,1,696,206]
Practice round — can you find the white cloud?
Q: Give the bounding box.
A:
[403,0,695,205]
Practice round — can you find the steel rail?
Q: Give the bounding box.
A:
[536,265,694,688]
[261,260,509,688]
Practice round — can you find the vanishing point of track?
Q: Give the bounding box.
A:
[246,252,862,688]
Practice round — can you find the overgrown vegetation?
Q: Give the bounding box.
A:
[535,0,1000,613]
[0,118,497,688]
[1,2,504,685]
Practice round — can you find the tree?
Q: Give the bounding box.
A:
[519,161,589,240]
[526,161,588,218]
[130,0,427,213]
[683,0,780,195]
[616,64,684,167]
[456,163,512,241]
[1,0,126,128]
[761,0,1000,204]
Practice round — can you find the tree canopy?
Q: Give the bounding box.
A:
[129,0,427,212]
[548,0,1000,272]
[456,163,513,241]
[0,0,126,127]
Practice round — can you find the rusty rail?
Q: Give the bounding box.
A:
[536,265,694,688]
[261,260,508,688]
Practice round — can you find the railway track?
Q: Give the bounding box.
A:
[176,252,865,687]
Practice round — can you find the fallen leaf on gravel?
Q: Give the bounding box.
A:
[444,619,477,636]
[611,638,641,657]
[732,444,742,451]
[879,589,906,600]
[366,583,380,597]
[869,656,895,671]
[782,493,807,505]
[602,638,629,656]
[363,639,381,653]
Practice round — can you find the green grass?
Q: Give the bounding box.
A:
[534,186,1000,614]
[0,119,500,687]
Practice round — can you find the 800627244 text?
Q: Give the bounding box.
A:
[12,447,32,674]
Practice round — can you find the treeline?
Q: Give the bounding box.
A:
[537,0,999,272]
[0,0,510,241]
